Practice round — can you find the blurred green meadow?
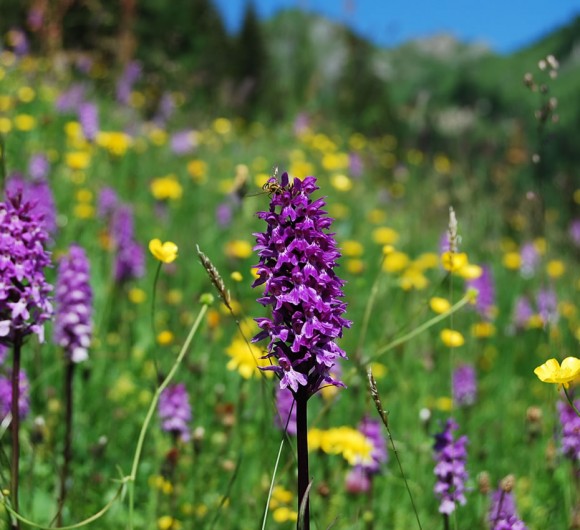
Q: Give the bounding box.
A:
[0,3,579,530]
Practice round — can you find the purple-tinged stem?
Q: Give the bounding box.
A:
[10,335,22,530]
[295,393,310,530]
[56,360,75,526]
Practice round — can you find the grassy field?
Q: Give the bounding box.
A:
[0,45,579,530]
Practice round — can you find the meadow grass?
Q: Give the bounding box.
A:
[0,48,578,530]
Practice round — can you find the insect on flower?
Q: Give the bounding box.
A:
[248,167,294,197]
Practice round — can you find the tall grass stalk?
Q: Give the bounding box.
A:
[127,302,209,530]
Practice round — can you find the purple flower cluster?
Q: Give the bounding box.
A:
[78,102,99,142]
[252,173,351,397]
[6,165,57,236]
[158,383,192,442]
[433,419,469,515]
[345,416,387,494]
[170,130,197,155]
[467,265,495,320]
[0,192,53,344]
[512,289,559,329]
[0,369,30,421]
[274,386,297,435]
[557,398,580,462]
[489,487,527,530]
[452,364,477,407]
[97,186,119,220]
[55,83,87,114]
[520,243,540,278]
[569,219,580,247]
[111,205,145,283]
[116,61,142,105]
[54,245,93,363]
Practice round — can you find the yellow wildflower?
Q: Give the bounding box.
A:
[372,227,399,245]
[441,252,468,272]
[157,516,181,530]
[149,239,178,263]
[546,260,565,279]
[157,330,174,345]
[457,263,483,280]
[341,240,364,257]
[346,259,364,275]
[14,114,36,131]
[213,117,232,134]
[382,251,409,273]
[187,159,207,183]
[330,173,353,192]
[273,507,298,523]
[225,240,253,259]
[17,86,35,103]
[436,396,453,411]
[231,271,243,282]
[151,175,183,201]
[534,357,580,389]
[400,268,428,290]
[66,151,91,171]
[503,252,522,270]
[0,117,11,134]
[471,322,496,338]
[128,288,147,304]
[225,337,273,379]
[440,329,465,348]
[96,131,132,156]
[430,297,451,314]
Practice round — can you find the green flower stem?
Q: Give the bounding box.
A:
[370,292,473,362]
[10,335,22,530]
[1,478,129,529]
[127,303,208,530]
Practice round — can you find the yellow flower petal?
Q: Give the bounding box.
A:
[149,239,178,263]
[534,357,580,388]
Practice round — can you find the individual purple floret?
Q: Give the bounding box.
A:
[489,486,528,530]
[0,369,30,421]
[111,205,145,283]
[0,191,53,344]
[453,364,477,407]
[54,245,93,363]
[78,101,99,141]
[433,419,469,515]
[467,265,495,320]
[251,172,351,398]
[274,386,297,436]
[557,398,580,462]
[158,383,192,442]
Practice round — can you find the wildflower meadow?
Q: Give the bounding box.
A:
[0,5,579,530]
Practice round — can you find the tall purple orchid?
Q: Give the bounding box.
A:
[252,172,350,530]
[252,172,351,399]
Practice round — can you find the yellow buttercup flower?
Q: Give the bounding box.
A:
[441,252,468,272]
[225,240,252,259]
[157,330,174,345]
[225,337,273,379]
[440,329,465,348]
[534,357,580,389]
[382,251,409,273]
[430,297,451,314]
[149,239,178,263]
[503,252,521,270]
[151,175,183,201]
[546,260,565,279]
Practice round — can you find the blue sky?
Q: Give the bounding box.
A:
[213,0,580,54]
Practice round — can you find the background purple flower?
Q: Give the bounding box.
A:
[78,101,99,141]
[512,296,533,329]
[0,192,53,344]
[569,219,580,247]
[537,288,558,326]
[433,418,469,515]
[252,173,351,397]
[520,243,540,278]
[274,386,297,435]
[489,486,528,530]
[111,205,145,283]
[158,383,192,442]
[28,153,50,181]
[170,130,197,155]
[54,245,93,363]
[55,84,86,113]
[557,398,580,463]
[97,186,119,220]
[453,364,477,407]
[467,265,495,320]
[116,61,141,104]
